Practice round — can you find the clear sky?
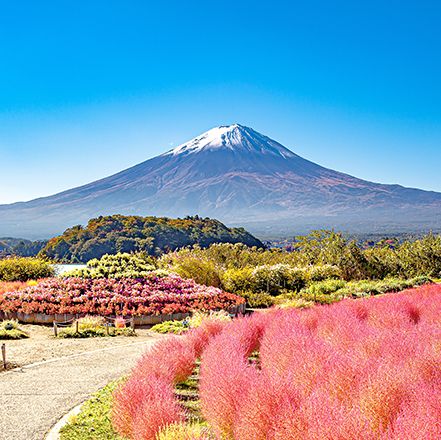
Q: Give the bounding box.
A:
[1,0,440,203]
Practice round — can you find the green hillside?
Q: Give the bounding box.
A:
[39,214,263,263]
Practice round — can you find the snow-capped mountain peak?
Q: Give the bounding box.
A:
[165,124,297,159]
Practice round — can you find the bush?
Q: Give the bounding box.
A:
[0,319,29,339]
[303,279,347,297]
[64,252,158,279]
[57,316,136,338]
[151,320,188,335]
[275,298,315,309]
[151,311,232,334]
[241,291,275,308]
[0,257,54,281]
[306,264,341,282]
[333,277,432,299]
[297,291,343,304]
[187,310,232,328]
[146,285,441,439]
[0,276,244,316]
[112,320,228,439]
[222,267,254,293]
[251,264,306,295]
[160,251,223,288]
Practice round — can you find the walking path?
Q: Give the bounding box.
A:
[0,337,161,440]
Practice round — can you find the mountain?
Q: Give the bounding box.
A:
[1,123,441,239]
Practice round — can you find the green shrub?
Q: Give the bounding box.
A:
[303,279,347,298]
[411,275,432,286]
[332,277,432,299]
[297,291,343,304]
[57,316,135,338]
[0,257,54,282]
[250,264,306,295]
[241,291,275,308]
[151,311,232,334]
[276,298,315,309]
[306,264,341,282]
[0,320,29,339]
[222,267,254,293]
[159,250,223,288]
[64,252,158,279]
[187,310,232,327]
[150,320,188,334]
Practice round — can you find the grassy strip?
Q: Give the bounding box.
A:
[60,380,123,440]
[175,362,202,423]
[57,327,136,338]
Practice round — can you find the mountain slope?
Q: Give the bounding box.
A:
[1,124,441,238]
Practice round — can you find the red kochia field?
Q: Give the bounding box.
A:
[112,284,441,440]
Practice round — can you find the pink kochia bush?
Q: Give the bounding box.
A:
[112,284,441,439]
[198,284,441,439]
[112,317,228,439]
[0,275,244,316]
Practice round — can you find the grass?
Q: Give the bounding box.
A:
[57,316,136,338]
[57,327,136,338]
[175,362,202,423]
[60,380,123,440]
[0,320,29,340]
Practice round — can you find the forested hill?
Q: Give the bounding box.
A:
[0,237,48,257]
[39,215,264,263]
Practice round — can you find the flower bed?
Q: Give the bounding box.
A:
[0,281,32,295]
[112,284,441,439]
[0,275,244,317]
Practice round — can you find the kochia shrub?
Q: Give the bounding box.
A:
[117,284,441,439]
[0,257,54,281]
[112,316,229,439]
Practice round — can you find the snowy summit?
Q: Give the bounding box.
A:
[165,124,297,159]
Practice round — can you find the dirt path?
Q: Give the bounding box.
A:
[0,335,162,440]
[1,324,161,369]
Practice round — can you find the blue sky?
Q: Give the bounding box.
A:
[1,0,440,203]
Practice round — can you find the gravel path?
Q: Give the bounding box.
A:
[1,324,161,369]
[0,336,161,440]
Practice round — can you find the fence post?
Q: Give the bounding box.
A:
[53,322,58,337]
[130,317,135,331]
[1,343,6,369]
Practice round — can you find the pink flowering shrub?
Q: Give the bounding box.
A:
[112,284,441,439]
[0,275,244,316]
[199,315,266,437]
[112,375,184,439]
[112,314,229,439]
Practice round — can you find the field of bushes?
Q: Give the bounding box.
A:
[110,284,441,439]
[2,230,441,319]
